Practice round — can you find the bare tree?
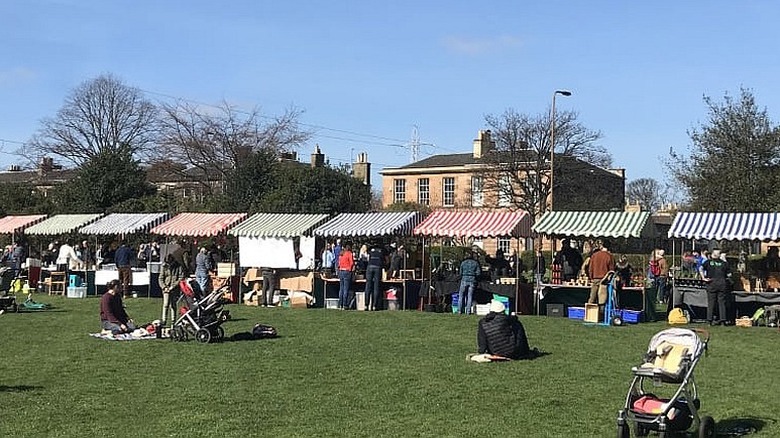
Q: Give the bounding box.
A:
[626,177,665,212]
[25,74,158,166]
[478,108,610,218]
[155,101,310,196]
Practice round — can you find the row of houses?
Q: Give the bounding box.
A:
[0,130,628,254]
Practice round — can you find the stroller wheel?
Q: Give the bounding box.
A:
[195,328,212,344]
[698,416,715,438]
[616,422,629,438]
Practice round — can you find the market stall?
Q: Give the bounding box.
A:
[313,211,423,309]
[79,212,170,296]
[150,212,247,301]
[0,214,47,287]
[414,209,534,313]
[228,213,330,295]
[532,210,657,321]
[23,213,103,295]
[668,212,780,318]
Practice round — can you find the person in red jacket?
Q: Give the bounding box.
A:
[100,280,135,334]
[337,243,355,310]
[587,240,615,305]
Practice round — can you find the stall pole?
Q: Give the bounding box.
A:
[420,237,425,311]
[515,235,520,315]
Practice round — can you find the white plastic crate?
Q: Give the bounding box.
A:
[67,286,87,298]
[325,298,339,309]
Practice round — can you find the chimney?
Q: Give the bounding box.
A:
[609,168,626,179]
[311,144,325,168]
[38,157,54,176]
[352,152,371,186]
[472,129,495,159]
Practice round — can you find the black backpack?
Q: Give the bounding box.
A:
[252,323,278,339]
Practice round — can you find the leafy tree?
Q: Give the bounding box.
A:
[626,177,665,212]
[51,147,157,213]
[26,74,158,166]
[0,182,52,215]
[209,149,279,212]
[258,163,371,214]
[669,88,780,211]
[478,108,611,217]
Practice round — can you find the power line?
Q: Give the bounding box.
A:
[137,88,413,146]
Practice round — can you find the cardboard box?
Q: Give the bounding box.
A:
[290,296,308,309]
[244,268,262,282]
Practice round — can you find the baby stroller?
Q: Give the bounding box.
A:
[617,328,713,437]
[170,279,231,343]
[0,267,18,313]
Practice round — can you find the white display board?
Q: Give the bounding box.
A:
[238,236,316,269]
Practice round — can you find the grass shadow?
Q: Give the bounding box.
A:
[225,333,282,342]
[0,385,43,393]
[716,417,771,436]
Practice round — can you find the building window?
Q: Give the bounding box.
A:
[443,177,455,207]
[393,179,406,203]
[498,173,512,207]
[418,178,430,205]
[471,176,484,207]
[497,238,511,255]
[472,238,483,250]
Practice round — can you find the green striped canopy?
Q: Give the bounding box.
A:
[228,213,330,238]
[532,211,651,239]
[24,214,103,236]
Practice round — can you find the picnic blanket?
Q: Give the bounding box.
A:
[89,326,169,341]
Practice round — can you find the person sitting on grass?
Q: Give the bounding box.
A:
[476,300,537,360]
[100,279,135,335]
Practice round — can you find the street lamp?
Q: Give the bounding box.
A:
[549,89,572,212]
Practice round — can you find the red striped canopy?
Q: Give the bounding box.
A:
[149,213,247,237]
[413,210,532,238]
[0,215,47,234]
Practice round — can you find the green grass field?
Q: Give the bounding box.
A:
[1,296,777,437]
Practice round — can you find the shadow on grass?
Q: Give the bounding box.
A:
[0,385,43,393]
[18,308,65,314]
[225,333,282,342]
[716,417,771,436]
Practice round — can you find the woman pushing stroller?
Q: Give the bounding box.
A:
[159,254,186,326]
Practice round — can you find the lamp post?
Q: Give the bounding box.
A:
[549,89,571,212]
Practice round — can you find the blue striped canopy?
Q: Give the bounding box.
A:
[668,212,780,241]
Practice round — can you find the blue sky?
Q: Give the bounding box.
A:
[2,1,779,191]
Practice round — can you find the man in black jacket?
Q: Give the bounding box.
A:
[477,300,533,359]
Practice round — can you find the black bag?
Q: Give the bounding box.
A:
[252,323,278,339]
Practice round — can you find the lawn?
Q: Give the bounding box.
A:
[1,296,777,437]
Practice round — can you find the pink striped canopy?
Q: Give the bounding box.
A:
[413,210,532,238]
[149,213,247,237]
[0,215,47,234]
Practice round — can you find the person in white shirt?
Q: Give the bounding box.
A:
[56,241,82,272]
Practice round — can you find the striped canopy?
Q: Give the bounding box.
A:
[24,214,103,236]
[668,212,780,241]
[149,213,247,237]
[413,210,532,238]
[80,213,170,235]
[313,211,422,237]
[0,215,47,234]
[533,211,651,239]
[229,213,330,238]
